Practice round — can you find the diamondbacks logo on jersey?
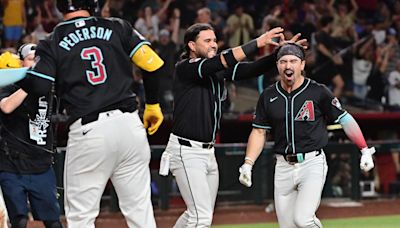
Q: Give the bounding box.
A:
[331,97,343,110]
[295,100,315,121]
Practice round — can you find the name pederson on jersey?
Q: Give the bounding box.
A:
[28,16,148,121]
[253,78,347,154]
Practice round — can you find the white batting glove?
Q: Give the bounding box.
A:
[239,163,253,187]
[360,147,375,172]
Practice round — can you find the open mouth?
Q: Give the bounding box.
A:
[284,69,294,79]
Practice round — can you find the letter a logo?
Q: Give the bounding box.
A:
[295,100,315,121]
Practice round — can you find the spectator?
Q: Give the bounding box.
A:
[367,39,391,104]
[328,0,358,44]
[387,60,400,110]
[152,8,181,113]
[352,36,374,99]
[197,7,225,48]
[2,0,26,48]
[226,4,254,48]
[313,16,345,97]
[135,0,172,42]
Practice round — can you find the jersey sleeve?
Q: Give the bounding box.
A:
[0,85,16,101]
[252,91,272,130]
[117,19,151,58]
[28,39,56,82]
[224,54,276,81]
[176,55,226,82]
[20,39,55,96]
[319,84,347,123]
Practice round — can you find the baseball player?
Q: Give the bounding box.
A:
[159,23,308,227]
[0,46,62,228]
[16,1,164,227]
[239,43,375,228]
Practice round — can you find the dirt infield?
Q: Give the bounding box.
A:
[25,198,400,227]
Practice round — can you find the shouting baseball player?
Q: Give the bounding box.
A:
[239,43,375,228]
[159,23,308,227]
[16,1,164,227]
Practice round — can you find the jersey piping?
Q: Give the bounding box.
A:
[291,79,311,154]
[27,71,55,81]
[129,41,151,58]
[275,82,289,153]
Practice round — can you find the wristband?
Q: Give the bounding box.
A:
[241,39,258,57]
[221,49,237,67]
[245,156,255,166]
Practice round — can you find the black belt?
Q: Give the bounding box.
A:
[177,138,214,149]
[81,108,133,125]
[283,149,323,163]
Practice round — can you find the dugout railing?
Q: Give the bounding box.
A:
[54,140,400,213]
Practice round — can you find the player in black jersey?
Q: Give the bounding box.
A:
[159,23,307,227]
[0,45,62,228]
[239,43,375,228]
[17,0,164,227]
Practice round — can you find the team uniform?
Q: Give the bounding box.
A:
[20,16,161,228]
[0,85,61,226]
[253,78,346,227]
[160,52,276,227]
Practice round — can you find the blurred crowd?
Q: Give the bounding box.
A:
[2,0,400,113]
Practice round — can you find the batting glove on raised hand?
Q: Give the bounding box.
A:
[143,103,164,135]
[239,163,253,187]
[360,147,375,172]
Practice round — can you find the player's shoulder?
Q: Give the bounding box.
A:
[307,78,329,91]
[104,17,131,27]
[258,82,279,101]
[175,58,193,66]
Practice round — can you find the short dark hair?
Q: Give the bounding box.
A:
[181,23,214,59]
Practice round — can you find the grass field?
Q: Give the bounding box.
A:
[212,215,400,228]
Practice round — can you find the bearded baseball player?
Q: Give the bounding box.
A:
[16,0,164,227]
[239,43,375,228]
[159,23,309,227]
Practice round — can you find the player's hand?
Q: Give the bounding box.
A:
[360,147,375,172]
[256,27,284,48]
[0,52,21,69]
[239,163,253,187]
[143,103,164,135]
[280,33,308,49]
[0,207,5,228]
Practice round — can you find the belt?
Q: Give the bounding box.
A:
[279,149,323,164]
[177,138,214,149]
[81,108,132,125]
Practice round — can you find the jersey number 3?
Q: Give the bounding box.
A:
[81,47,108,85]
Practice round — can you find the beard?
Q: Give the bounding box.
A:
[197,47,217,58]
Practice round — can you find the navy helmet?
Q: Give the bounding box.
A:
[57,0,99,14]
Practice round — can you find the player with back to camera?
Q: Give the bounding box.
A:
[239,43,375,228]
[15,0,165,227]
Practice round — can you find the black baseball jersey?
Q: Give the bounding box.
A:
[26,16,150,121]
[253,78,347,154]
[0,85,53,174]
[172,54,276,142]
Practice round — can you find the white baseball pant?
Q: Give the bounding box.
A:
[166,134,219,228]
[65,110,156,228]
[274,151,328,228]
